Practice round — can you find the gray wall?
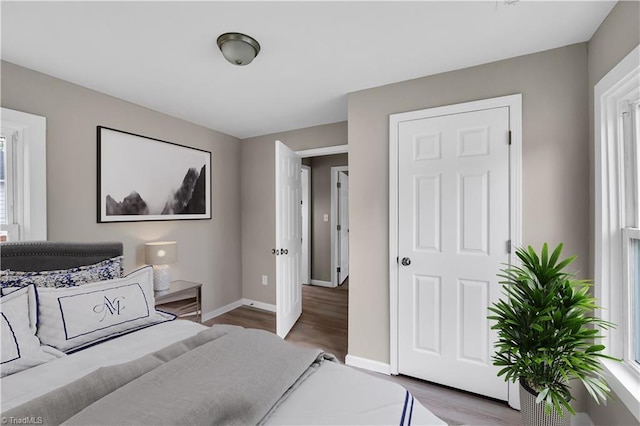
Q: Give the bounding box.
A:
[347,43,590,365]
[310,153,348,282]
[587,1,640,425]
[240,121,347,304]
[0,61,242,316]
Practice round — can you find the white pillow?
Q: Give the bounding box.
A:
[36,266,175,353]
[1,285,64,377]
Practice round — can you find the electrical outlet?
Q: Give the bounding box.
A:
[323,214,329,222]
[262,275,268,285]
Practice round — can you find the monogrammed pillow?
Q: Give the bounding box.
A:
[35,267,174,353]
[1,285,64,377]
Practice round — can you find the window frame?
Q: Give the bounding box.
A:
[594,44,640,421]
[0,108,47,241]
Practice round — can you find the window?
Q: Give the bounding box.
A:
[1,127,23,241]
[0,132,18,241]
[621,100,640,368]
[0,136,6,229]
[595,45,640,420]
[628,231,640,364]
[0,108,47,242]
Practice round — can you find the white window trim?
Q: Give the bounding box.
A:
[594,44,640,422]
[0,108,47,241]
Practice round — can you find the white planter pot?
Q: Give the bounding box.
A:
[519,380,570,426]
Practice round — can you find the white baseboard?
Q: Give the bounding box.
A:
[201,299,244,323]
[242,298,276,312]
[345,354,391,375]
[310,279,333,287]
[201,298,277,323]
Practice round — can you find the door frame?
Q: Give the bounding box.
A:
[294,144,349,287]
[388,94,522,408]
[331,166,349,286]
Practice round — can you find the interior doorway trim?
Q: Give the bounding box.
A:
[295,143,349,288]
[388,94,522,408]
[295,144,348,158]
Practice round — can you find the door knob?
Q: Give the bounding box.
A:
[283,248,289,255]
[401,257,411,266]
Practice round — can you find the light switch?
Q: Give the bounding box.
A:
[262,275,268,285]
[323,214,329,222]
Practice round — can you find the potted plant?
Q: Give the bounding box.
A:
[487,243,618,426]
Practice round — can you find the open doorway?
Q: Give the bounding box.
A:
[275,143,348,338]
[301,154,348,287]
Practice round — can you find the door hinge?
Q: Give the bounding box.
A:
[507,240,512,253]
[337,267,341,273]
[337,224,341,231]
[337,182,341,189]
[508,131,512,145]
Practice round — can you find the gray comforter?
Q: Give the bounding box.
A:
[3,325,334,425]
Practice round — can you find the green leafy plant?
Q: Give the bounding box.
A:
[487,243,618,416]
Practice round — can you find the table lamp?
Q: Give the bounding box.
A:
[145,241,177,291]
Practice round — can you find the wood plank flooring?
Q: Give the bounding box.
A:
[205,281,522,425]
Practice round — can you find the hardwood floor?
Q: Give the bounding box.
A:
[207,282,348,361]
[205,281,522,425]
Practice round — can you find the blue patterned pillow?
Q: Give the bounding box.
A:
[0,256,124,289]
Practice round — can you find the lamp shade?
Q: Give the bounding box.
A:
[145,241,177,265]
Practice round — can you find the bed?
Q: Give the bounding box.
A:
[0,241,446,425]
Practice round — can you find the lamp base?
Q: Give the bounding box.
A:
[152,265,171,291]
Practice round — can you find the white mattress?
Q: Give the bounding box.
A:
[1,320,445,425]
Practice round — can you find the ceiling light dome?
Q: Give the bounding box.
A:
[217,32,261,66]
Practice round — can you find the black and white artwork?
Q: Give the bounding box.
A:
[97,126,211,222]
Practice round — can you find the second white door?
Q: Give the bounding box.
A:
[397,106,511,400]
[338,171,349,284]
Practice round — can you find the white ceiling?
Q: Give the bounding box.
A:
[1,1,616,139]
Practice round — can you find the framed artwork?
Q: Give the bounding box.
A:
[97,126,212,223]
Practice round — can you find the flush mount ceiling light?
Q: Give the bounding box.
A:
[217,32,261,66]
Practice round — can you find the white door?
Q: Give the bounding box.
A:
[275,140,302,338]
[397,107,510,400]
[338,171,349,284]
[301,166,311,285]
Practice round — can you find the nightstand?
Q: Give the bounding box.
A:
[154,280,202,323]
